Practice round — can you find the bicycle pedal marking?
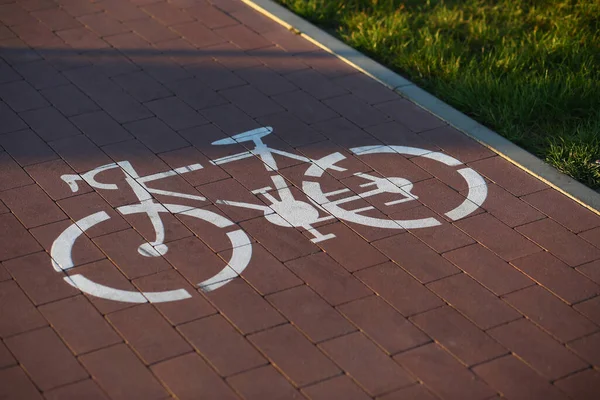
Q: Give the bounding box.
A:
[50,127,488,303]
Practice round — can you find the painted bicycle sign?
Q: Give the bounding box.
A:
[51,126,487,303]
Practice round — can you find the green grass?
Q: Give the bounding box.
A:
[276,0,600,188]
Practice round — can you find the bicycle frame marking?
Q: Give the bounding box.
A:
[52,126,488,303]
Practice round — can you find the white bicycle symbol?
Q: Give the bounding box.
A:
[51,126,487,303]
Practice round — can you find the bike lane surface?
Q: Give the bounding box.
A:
[1,0,600,399]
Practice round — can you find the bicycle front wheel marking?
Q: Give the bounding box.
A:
[51,206,252,303]
[302,145,488,229]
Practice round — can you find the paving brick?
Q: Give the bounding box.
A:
[324,94,390,128]
[0,280,46,338]
[227,364,303,400]
[474,355,568,400]
[334,73,399,105]
[267,285,355,342]
[262,29,320,54]
[320,332,414,396]
[230,5,281,33]
[410,306,507,366]
[302,375,370,400]
[101,138,171,177]
[214,23,271,50]
[0,366,43,400]
[57,26,110,50]
[70,110,133,146]
[19,0,56,12]
[395,343,494,400]
[112,71,172,103]
[144,96,207,130]
[142,1,193,25]
[200,103,262,137]
[489,318,587,380]
[220,85,282,118]
[0,37,42,66]
[30,213,104,260]
[0,129,58,167]
[100,0,149,22]
[554,368,600,400]
[92,228,171,279]
[467,183,545,228]
[58,191,130,236]
[0,59,22,84]
[1,184,66,228]
[517,218,600,267]
[60,0,101,18]
[511,251,600,304]
[39,294,121,355]
[178,314,266,376]
[257,111,326,147]
[0,101,27,133]
[44,379,110,400]
[239,216,319,261]
[355,262,443,316]
[377,384,439,400]
[5,326,88,390]
[21,106,81,141]
[0,24,14,40]
[503,285,598,342]
[126,16,179,42]
[574,296,600,326]
[307,222,388,272]
[164,77,228,110]
[32,7,81,30]
[0,338,16,368]
[521,188,600,233]
[158,146,229,186]
[186,1,238,28]
[151,352,239,400]
[0,213,41,262]
[107,303,191,364]
[233,66,295,97]
[0,80,49,112]
[374,98,446,133]
[81,344,168,400]
[443,244,533,296]
[373,233,459,283]
[40,84,99,117]
[580,230,600,255]
[171,20,225,47]
[285,68,347,100]
[133,270,216,325]
[339,295,430,354]
[232,243,302,295]
[65,259,141,314]
[469,156,548,197]
[249,323,340,386]
[0,3,38,26]
[567,331,600,367]
[286,252,372,305]
[456,213,541,261]
[3,251,79,306]
[123,116,190,152]
[206,278,286,334]
[273,90,338,124]
[428,273,521,329]
[248,45,309,74]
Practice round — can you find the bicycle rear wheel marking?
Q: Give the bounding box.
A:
[51,206,252,303]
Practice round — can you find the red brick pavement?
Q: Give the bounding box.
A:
[0,0,599,399]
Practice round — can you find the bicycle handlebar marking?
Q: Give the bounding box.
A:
[51,126,488,303]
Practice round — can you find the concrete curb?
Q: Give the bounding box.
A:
[241,0,600,214]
